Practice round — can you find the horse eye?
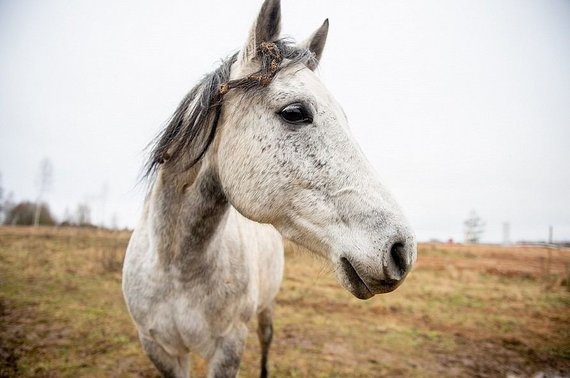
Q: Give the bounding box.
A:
[279,103,313,126]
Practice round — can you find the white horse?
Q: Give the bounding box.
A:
[122,0,417,377]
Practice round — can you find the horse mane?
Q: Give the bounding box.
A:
[144,38,316,180]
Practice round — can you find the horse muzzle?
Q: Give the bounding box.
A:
[337,239,416,300]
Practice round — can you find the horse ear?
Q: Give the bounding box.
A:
[300,19,329,71]
[238,0,282,65]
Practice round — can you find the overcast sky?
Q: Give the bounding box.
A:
[0,0,568,242]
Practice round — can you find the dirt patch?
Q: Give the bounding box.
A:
[0,298,25,378]
[434,334,568,378]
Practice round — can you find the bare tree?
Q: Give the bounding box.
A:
[0,172,16,224]
[34,158,54,226]
[0,172,4,223]
[2,192,15,225]
[464,210,485,244]
[99,182,109,228]
[61,207,73,226]
[75,203,91,226]
[110,212,119,230]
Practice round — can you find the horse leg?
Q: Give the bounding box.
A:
[257,307,274,378]
[140,334,190,378]
[207,323,247,378]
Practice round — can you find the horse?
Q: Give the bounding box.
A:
[122,0,417,376]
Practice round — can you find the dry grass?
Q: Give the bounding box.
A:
[1,227,569,377]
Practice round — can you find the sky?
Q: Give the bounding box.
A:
[0,0,569,243]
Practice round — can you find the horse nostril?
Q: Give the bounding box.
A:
[389,242,407,279]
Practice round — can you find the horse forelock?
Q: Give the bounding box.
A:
[143,39,316,181]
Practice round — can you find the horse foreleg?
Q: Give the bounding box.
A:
[140,334,190,378]
[208,323,247,378]
[257,307,274,378]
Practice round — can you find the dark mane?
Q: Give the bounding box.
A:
[144,39,315,179]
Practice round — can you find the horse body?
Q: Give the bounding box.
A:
[123,0,417,376]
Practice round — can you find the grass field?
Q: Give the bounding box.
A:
[1,226,569,377]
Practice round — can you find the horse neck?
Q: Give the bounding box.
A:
[148,161,230,273]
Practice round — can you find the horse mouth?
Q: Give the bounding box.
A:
[339,257,373,299]
[339,257,402,300]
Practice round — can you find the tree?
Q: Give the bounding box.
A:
[34,158,54,226]
[2,192,15,225]
[75,203,92,226]
[0,173,16,224]
[0,172,4,223]
[110,213,119,230]
[5,201,56,226]
[464,210,485,244]
[60,207,74,226]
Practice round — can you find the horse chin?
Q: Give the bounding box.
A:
[343,280,375,300]
[337,257,403,300]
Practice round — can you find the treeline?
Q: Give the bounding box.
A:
[0,162,106,228]
[3,201,55,226]
[2,200,95,227]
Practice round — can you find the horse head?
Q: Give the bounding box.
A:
[151,0,417,299]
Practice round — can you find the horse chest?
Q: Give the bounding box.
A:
[146,288,255,358]
[126,246,258,357]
